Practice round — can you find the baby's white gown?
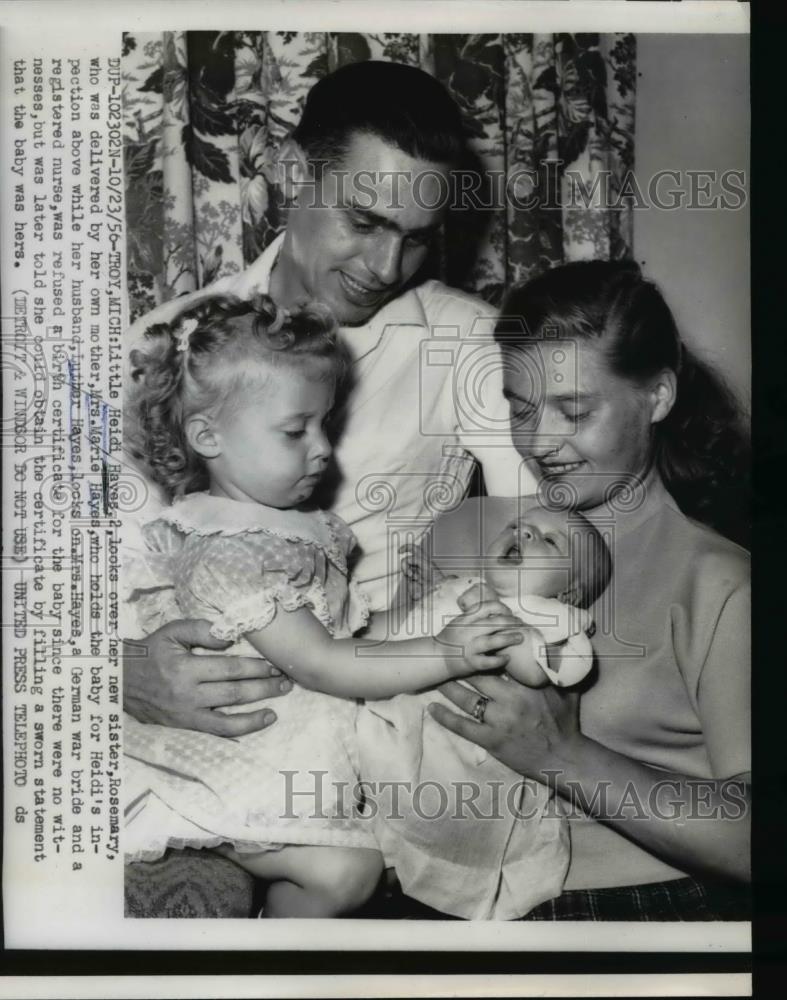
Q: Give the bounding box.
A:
[123,493,377,862]
[356,578,594,920]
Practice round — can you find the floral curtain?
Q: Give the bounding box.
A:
[122,32,636,323]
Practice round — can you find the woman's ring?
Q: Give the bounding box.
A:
[471,696,489,724]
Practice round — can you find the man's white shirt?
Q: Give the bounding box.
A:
[124,234,536,614]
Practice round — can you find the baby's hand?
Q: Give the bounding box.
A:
[437,605,524,678]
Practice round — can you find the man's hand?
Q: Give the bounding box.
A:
[123,619,292,737]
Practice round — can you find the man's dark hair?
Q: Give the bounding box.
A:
[291,61,466,169]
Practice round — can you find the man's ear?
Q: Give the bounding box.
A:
[185,414,221,460]
[277,138,311,204]
[650,368,677,425]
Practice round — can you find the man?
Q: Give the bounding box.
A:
[123,60,534,739]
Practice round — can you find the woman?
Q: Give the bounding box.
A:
[430,260,751,920]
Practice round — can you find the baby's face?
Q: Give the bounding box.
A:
[483,506,573,600]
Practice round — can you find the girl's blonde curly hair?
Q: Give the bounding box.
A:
[129,293,347,498]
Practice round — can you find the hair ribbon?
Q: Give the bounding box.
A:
[176,317,199,353]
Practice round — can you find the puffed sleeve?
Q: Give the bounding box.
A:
[695,581,751,780]
[183,532,336,642]
[120,519,184,638]
[323,511,360,567]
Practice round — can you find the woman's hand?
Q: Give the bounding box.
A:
[430,673,751,883]
[429,674,582,780]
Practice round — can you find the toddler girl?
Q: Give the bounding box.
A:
[122,294,517,918]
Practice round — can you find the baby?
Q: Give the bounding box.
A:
[356,495,612,920]
[398,497,612,687]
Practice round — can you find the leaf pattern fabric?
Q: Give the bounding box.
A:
[122,31,635,322]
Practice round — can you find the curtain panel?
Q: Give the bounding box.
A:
[122,31,636,323]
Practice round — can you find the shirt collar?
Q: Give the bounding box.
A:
[360,282,428,329]
[340,285,427,363]
[231,231,285,299]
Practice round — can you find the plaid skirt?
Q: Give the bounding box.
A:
[370,873,750,921]
[520,876,751,921]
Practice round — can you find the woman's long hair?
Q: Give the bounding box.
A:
[496,260,750,548]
